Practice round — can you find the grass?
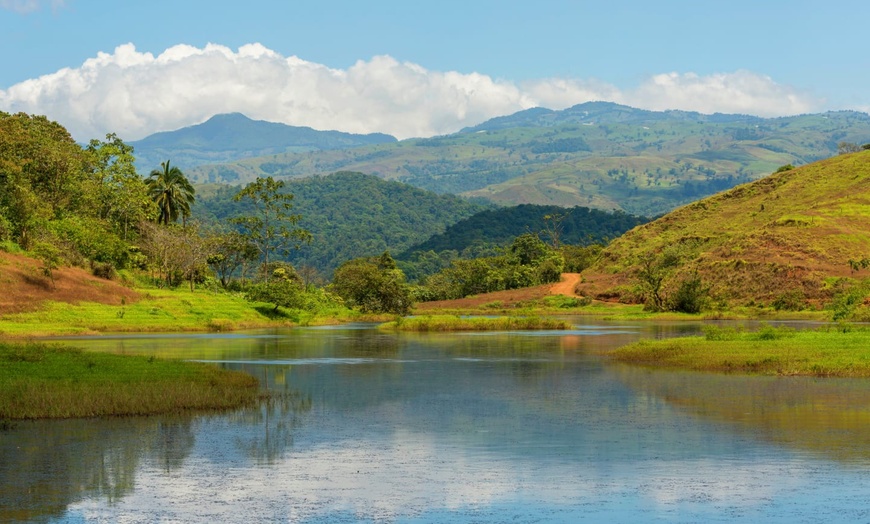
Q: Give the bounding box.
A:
[379,315,572,332]
[612,324,870,377]
[0,342,260,419]
[0,286,373,337]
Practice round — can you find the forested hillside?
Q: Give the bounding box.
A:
[187,102,870,216]
[401,204,647,256]
[194,172,486,275]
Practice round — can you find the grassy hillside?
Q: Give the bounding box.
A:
[194,172,486,275]
[577,150,870,309]
[186,103,870,216]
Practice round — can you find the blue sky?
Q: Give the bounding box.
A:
[1,0,868,140]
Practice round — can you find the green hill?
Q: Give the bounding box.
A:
[186,103,870,216]
[131,113,396,173]
[400,204,647,256]
[194,172,486,275]
[577,150,870,309]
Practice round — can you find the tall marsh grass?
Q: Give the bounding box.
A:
[0,342,260,419]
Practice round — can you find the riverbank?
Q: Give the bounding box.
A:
[612,324,870,377]
[0,342,260,419]
[0,286,391,338]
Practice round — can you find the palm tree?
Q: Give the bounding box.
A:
[146,160,195,225]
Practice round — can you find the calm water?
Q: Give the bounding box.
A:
[3,320,870,522]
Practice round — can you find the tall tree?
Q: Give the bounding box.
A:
[146,160,195,226]
[231,176,311,278]
[86,134,154,238]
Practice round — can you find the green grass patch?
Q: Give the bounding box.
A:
[0,342,260,419]
[379,315,572,332]
[612,324,870,377]
[0,286,365,337]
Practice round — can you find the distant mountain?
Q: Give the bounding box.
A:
[131,113,396,173]
[194,172,486,275]
[577,149,870,308]
[459,101,759,132]
[186,104,870,216]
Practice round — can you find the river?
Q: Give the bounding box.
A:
[3,320,870,522]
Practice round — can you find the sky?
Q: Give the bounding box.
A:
[1,0,869,141]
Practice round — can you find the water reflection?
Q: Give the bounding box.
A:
[615,365,870,463]
[8,321,870,522]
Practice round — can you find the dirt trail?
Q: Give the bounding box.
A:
[549,273,582,297]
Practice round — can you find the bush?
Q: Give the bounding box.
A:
[668,272,708,313]
[91,261,117,280]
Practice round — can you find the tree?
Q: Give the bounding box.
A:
[838,142,862,155]
[331,252,412,314]
[636,250,681,311]
[87,134,154,239]
[206,230,259,288]
[146,160,195,226]
[231,176,311,278]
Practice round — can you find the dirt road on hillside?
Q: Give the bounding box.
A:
[549,273,582,297]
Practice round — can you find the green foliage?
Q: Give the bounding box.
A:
[829,279,870,321]
[32,241,62,289]
[146,160,196,226]
[667,271,709,314]
[331,252,413,314]
[230,176,311,277]
[561,243,604,272]
[774,164,795,173]
[419,233,564,301]
[195,171,484,275]
[402,204,646,257]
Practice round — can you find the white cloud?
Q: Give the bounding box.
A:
[0,0,64,14]
[628,70,818,116]
[0,42,823,141]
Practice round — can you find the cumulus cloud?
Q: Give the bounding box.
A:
[0,42,822,141]
[0,0,64,14]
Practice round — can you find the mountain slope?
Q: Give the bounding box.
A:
[186,103,870,216]
[131,113,396,173]
[577,150,870,307]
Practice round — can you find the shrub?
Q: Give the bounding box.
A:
[668,272,709,313]
[91,261,117,280]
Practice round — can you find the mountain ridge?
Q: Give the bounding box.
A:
[131,113,396,172]
[185,104,870,216]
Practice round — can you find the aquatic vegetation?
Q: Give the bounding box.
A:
[0,342,260,419]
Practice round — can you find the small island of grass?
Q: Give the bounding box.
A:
[379,315,572,332]
[612,324,870,377]
[0,342,260,420]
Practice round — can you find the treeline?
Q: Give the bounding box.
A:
[0,112,153,272]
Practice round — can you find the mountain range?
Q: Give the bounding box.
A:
[170,103,870,216]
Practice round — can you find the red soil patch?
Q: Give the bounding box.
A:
[415,273,582,311]
[0,251,139,314]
